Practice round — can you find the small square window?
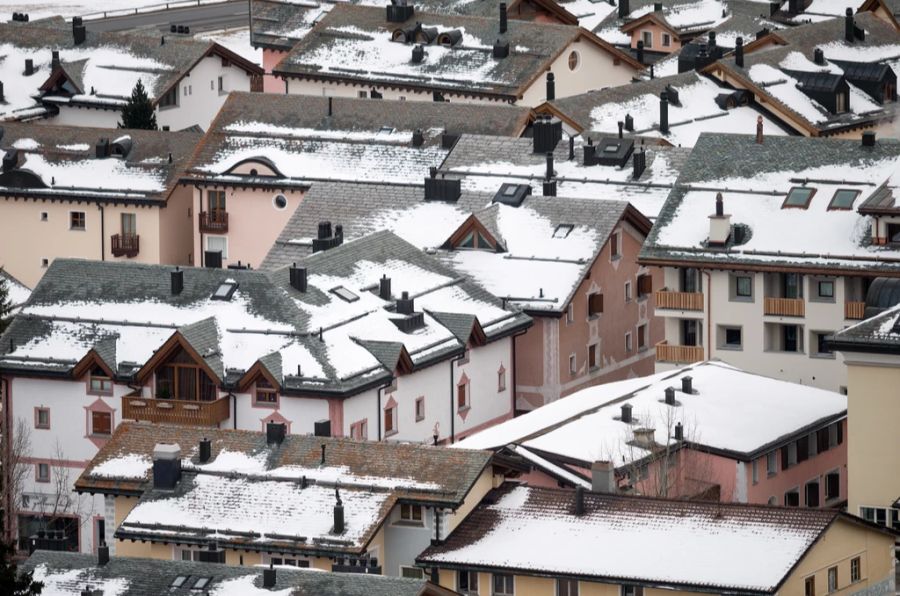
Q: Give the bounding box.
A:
[70,211,85,230]
[828,189,859,210]
[783,187,816,209]
[493,573,514,595]
[817,280,834,298]
[784,489,800,507]
[41,258,49,268]
[35,408,50,429]
[735,276,752,297]
[36,463,50,482]
[40,212,48,221]
[400,503,423,524]
[358,90,368,98]
[662,33,671,46]
[625,332,633,353]
[91,411,112,436]
[724,327,742,347]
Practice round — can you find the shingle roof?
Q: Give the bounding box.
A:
[829,302,900,351]
[23,550,449,596]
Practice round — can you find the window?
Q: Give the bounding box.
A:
[836,91,847,113]
[637,274,652,298]
[415,396,425,421]
[827,567,837,593]
[121,212,136,237]
[625,332,632,353]
[457,382,469,410]
[751,459,758,484]
[350,419,368,440]
[568,354,576,375]
[192,577,211,590]
[331,286,359,302]
[497,369,506,392]
[89,367,113,394]
[212,281,238,301]
[723,326,742,349]
[588,343,598,369]
[492,574,514,595]
[159,86,178,108]
[171,576,188,588]
[35,408,50,429]
[805,480,820,507]
[399,503,424,525]
[624,281,632,302]
[41,258,49,268]
[768,496,777,505]
[662,33,671,46]
[784,489,800,507]
[860,506,900,530]
[566,304,574,324]
[588,293,603,317]
[91,411,112,436]
[553,224,574,238]
[825,471,840,500]
[401,566,425,579]
[358,90,368,98]
[783,324,800,352]
[610,231,621,259]
[69,211,85,230]
[783,187,816,209]
[206,235,228,259]
[828,422,843,448]
[817,280,835,299]
[208,190,226,215]
[829,189,859,210]
[154,347,217,401]
[806,576,816,596]
[36,463,50,483]
[557,579,578,596]
[641,30,652,48]
[217,76,224,93]
[567,50,579,71]
[622,586,643,596]
[735,275,752,298]
[813,331,833,358]
[384,405,397,436]
[783,272,803,299]
[680,267,701,293]
[254,378,277,406]
[458,570,479,595]
[637,324,647,350]
[850,557,860,583]
[681,319,699,346]
[273,194,288,210]
[40,212,48,221]
[766,451,777,476]
[267,556,310,567]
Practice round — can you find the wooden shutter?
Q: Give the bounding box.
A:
[588,293,603,316]
[92,411,111,435]
[638,274,652,296]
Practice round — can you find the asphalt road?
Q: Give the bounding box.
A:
[86,0,249,34]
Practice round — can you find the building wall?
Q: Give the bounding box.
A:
[159,186,194,267]
[445,468,493,535]
[44,106,121,128]
[383,504,435,577]
[262,49,289,93]
[227,391,332,435]
[628,23,683,54]
[157,56,255,132]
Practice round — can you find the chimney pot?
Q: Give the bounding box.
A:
[617,121,623,139]
[379,274,392,300]
[152,443,182,490]
[412,128,424,147]
[263,563,276,588]
[545,151,554,180]
[632,147,646,180]
[620,403,632,423]
[813,47,825,65]
[709,192,731,245]
[755,116,763,144]
[24,58,33,76]
[199,437,211,463]
[545,72,555,101]
[574,485,585,516]
[397,290,415,315]
[845,8,854,43]
[674,422,684,441]
[97,543,109,566]
[618,0,630,19]
[735,37,744,68]
[681,375,693,394]
[591,460,615,493]
[321,443,327,465]
[327,96,333,116]
[715,192,724,216]
[333,488,345,533]
[664,386,676,405]
[499,2,508,34]
[659,91,669,134]
[170,267,183,295]
[51,50,59,67]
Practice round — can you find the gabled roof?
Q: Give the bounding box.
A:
[829,302,900,354]
[859,0,900,30]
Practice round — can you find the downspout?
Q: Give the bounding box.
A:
[511,330,528,418]
[449,352,465,444]
[703,270,712,360]
[231,393,237,430]
[197,187,204,267]
[98,204,105,261]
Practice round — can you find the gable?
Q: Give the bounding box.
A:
[223,156,284,177]
[443,214,504,252]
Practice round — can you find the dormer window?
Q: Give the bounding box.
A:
[212,280,238,301]
[553,224,574,239]
[88,366,113,395]
[828,189,859,210]
[458,230,493,249]
[836,91,847,113]
[783,187,816,209]
[254,378,278,406]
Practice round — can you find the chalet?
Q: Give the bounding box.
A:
[459,361,849,508]
[0,122,200,287]
[73,422,495,578]
[271,3,642,105]
[417,483,896,595]
[182,92,531,269]
[639,132,900,391]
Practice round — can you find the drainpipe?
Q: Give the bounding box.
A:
[703,270,712,360]
[197,187,203,267]
[510,330,528,418]
[449,352,465,444]
[97,204,105,261]
[231,392,237,429]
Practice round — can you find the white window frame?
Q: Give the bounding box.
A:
[206,235,228,259]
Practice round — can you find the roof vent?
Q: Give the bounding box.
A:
[396,290,414,315]
[633,427,655,448]
[111,136,133,158]
[152,443,182,491]
[51,50,60,68]
[591,461,615,493]
[620,403,633,423]
[312,221,343,253]
[412,44,425,63]
[170,267,183,295]
[681,375,693,394]
[333,487,345,534]
[813,47,825,66]
[424,168,461,202]
[862,131,876,148]
[532,114,562,154]
[199,437,211,463]
[2,149,18,172]
[674,422,684,441]
[632,147,646,180]
[289,263,308,292]
[493,39,510,59]
[266,422,286,445]
[386,0,414,22]
[24,58,33,76]
[263,563,276,588]
[437,29,462,46]
[664,386,676,405]
[379,274,392,300]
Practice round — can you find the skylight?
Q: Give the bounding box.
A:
[378,126,395,134]
[192,577,211,590]
[553,224,574,239]
[782,187,816,209]
[211,281,238,301]
[171,576,189,588]
[331,286,359,302]
[828,189,860,210]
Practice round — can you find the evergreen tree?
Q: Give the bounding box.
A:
[118,79,157,130]
[0,541,43,595]
[0,270,11,335]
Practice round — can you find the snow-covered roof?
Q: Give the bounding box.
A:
[456,361,846,464]
[0,232,529,394]
[417,483,867,593]
[0,267,30,307]
[830,301,900,351]
[642,133,900,273]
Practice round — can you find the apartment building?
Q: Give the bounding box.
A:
[74,422,494,578]
[0,122,200,288]
[640,132,900,392]
[459,361,849,508]
[417,483,897,595]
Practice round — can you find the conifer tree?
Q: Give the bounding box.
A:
[0,540,43,595]
[118,79,157,130]
[0,270,11,335]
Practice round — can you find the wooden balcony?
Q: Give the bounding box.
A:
[655,340,704,364]
[199,211,229,233]
[110,234,139,258]
[121,395,230,427]
[844,301,866,320]
[764,297,805,317]
[656,290,703,311]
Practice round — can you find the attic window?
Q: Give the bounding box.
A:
[331,286,359,302]
[457,230,493,249]
[553,224,574,238]
[782,187,816,209]
[212,280,238,301]
[828,189,860,210]
[171,577,189,588]
[191,577,211,590]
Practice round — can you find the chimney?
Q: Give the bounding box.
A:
[624,113,633,131]
[708,192,731,246]
[583,137,596,166]
[845,8,854,43]
[289,263,308,292]
[95,138,109,158]
[813,47,825,66]
[266,422,286,445]
[788,0,800,13]
[412,128,424,147]
[664,386,676,405]
[632,147,646,179]
[386,0,415,22]
[333,488,345,534]
[735,36,743,68]
[198,437,211,463]
[396,291,415,315]
[263,563,276,588]
[681,375,693,394]
[574,485,585,516]
[51,50,59,68]
[499,2,508,34]
[755,115,763,144]
[423,170,462,202]
[0,81,5,103]
[545,151,554,180]
[379,275,392,300]
[620,403,632,423]
[618,0,629,19]
[633,427,655,448]
[659,91,669,134]
[862,131,876,148]
[152,443,182,490]
[24,58,33,76]
[532,114,562,154]
[97,542,109,566]
[636,40,644,65]
[327,96,333,117]
[321,443,326,465]
[568,135,575,160]
[653,1,662,10]
[412,44,425,63]
[617,121,623,139]
[2,149,18,172]
[591,461,615,493]
[430,567,440,584]
[75,23,86,43]
[493,39,510,58]
[312,221,343,252]
[170,267,183,295]
[674,422,684,441]
[542,178,557,197]
[545,72,555,101]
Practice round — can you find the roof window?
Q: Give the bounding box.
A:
[378,126,395,134]
[553,224,574,239]
[171,576,189,588]
[331,286,359,303]
[782,186,816,209]
[191,577,211,590]
[211,280,238,301]
[828,188,860,210]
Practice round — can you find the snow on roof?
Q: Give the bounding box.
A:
[558,0,617,32]
[661,0,728,30]
[31,564,130,596]
[209,575,294,596]
[456,361,846,463]
[418,484,840,592]
[1,268,30,306]
[87,453,152,480]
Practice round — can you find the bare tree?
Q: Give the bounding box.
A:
[1,418,32,544]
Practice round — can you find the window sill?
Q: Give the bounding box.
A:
[415,416,425,423]
[252,401,279,408]
[158,104,178,111]
[588,314,601,321]
[718,345,743,351]
[35,425,50,431]
[70,228,86,232]
[89,434,112,439]
[393,520,425,528]
[384,429,398,438]
[810,353,836,360]
[87,390,114,397]
[730,297,754,303]
[638,345,649,353]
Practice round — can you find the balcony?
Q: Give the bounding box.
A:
[844,301,866,320]
[656,290,703,311]
[764,297,805,317]
[121,394,230,427]
[199,211,229,233]
[655,340,704,364]
[110,234,139,258]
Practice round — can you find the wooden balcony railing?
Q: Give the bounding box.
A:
[110,234,139,258]
[655,340,704,364]
[121,395,230,427]
[844,301,866,320]
[764,297,805,317]
[655,290,704,311]
[199,211,229,233]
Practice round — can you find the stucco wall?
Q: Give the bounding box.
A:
[157,56,254,132]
